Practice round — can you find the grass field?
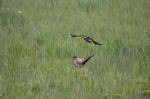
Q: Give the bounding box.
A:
[0,0,150,99]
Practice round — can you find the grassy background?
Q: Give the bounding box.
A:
[0,0,150,98]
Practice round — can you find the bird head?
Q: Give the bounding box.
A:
[84,36,89,38]
[73,56,77,59]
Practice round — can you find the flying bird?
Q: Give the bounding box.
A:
[70,33,102,45]
[72,55,94,68]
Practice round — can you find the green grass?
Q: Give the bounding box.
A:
[0,0,150,98]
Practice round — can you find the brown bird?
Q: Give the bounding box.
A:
[72,55,94,68]
[70,33,102,45]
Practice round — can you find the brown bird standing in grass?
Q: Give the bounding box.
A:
[70,33,103,45]
[72,55,94,68]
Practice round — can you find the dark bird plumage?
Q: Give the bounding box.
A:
[70,33,102,45]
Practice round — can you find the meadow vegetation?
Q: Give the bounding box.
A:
[0,0,150,98]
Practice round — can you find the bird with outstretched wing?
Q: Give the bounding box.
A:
[70,33,102,45]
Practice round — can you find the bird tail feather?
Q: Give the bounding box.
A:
[82,55,94,65]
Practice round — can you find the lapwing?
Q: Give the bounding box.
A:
[70,33,102,45]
